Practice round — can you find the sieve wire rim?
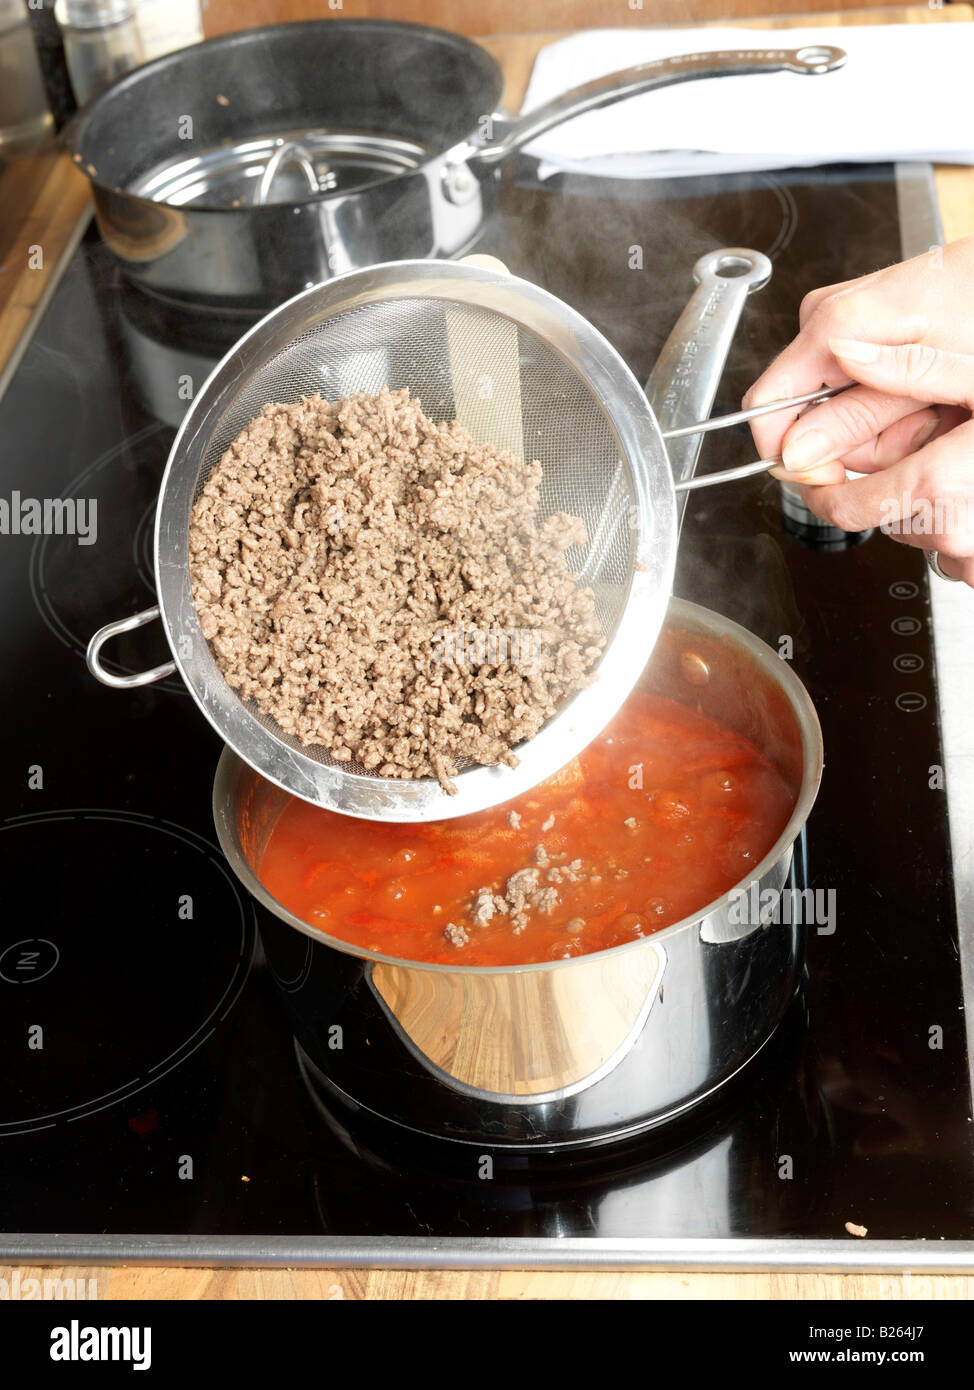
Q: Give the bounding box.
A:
[153,260,677,821]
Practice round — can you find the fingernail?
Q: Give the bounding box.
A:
[828,337,881,364]
[911,415,940,450]
[782,428,831,470]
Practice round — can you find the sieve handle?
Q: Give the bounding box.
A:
[648,248,771,525]
[86,605,176,689]
[674,457,779,493]
[661,384,848,440]
[466,46,846,169]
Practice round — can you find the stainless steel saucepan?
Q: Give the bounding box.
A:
[67,19,846,307]
[213,596,823,1149]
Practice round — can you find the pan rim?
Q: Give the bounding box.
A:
[66,17,505,210]
[211,595,824,978]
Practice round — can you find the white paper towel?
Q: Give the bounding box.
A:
[521,25,974,178]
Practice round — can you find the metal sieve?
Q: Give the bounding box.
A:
[87,256,832,821]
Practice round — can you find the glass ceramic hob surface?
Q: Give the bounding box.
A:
[0,161,971,1260]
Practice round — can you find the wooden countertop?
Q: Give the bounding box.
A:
[2,6,973,1300]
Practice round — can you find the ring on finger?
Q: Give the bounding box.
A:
[925,550,963,583]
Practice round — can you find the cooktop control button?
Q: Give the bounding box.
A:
[0,938,60,984]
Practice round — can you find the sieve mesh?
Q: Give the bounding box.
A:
[189,294,640,781]
[168,269,669,811]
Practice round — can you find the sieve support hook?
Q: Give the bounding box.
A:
[86,605,176,689]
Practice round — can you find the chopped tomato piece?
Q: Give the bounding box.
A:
[258,692,794,966]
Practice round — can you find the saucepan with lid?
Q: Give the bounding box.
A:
[67,18,846,307]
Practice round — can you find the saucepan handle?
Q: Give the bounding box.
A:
[253,139,322,205]
[648,254,849,506]
[467,45,846,169]
[86,605,176,688]
[647,247,772,522]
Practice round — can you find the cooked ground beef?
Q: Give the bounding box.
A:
[470,887,505,927]
[456,863,570,939]
[189,387,603,792]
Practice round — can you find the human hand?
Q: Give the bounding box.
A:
[745,237,974,586]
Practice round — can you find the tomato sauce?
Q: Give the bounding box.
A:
[257,692,795,967]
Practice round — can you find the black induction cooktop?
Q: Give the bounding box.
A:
[1,157,972,1266]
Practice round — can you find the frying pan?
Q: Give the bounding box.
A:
[67,20,846,308]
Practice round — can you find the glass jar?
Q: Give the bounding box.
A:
[54,0,143,105]
[0,0,55,153]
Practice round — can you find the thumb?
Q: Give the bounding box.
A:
[828,337,974,411]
